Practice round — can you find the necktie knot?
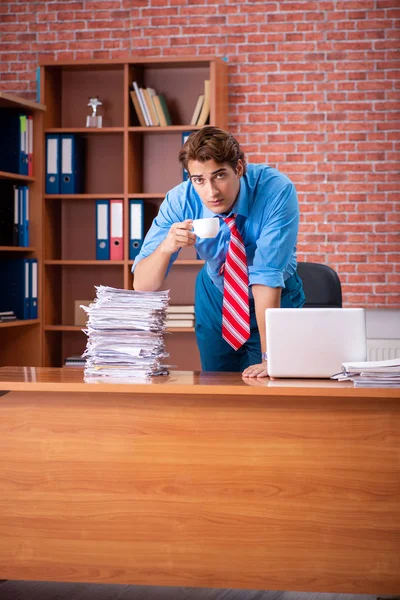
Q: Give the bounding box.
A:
[224,215,237,231]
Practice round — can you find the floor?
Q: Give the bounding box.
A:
[0,581,386,600]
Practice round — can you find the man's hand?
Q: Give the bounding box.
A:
[160,219,196,255]
[242,361,269,378]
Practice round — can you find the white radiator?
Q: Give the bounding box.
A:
[367,339,400,361]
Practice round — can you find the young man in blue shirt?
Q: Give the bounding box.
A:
[133,126,305,378]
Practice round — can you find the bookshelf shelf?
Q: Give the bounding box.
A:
[45,194,167,200]
[0,170,35,182]
[40,56,227,369]
[0,246,35,252]
[0,319,40,328]
[0,91,46,112]
[128,126,202,133]
[45,325,83,332]
[44,127,124,134]
[127,193,165,199]
[45,194,121,200]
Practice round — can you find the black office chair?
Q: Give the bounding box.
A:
[297,262,342,308]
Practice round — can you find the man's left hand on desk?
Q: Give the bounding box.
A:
[242,362,269,378]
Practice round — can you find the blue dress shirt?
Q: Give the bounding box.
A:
[132,164,300,293]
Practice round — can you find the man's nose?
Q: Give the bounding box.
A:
[206,180,219,197]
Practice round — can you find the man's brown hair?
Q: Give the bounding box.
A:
[178,126,247,175]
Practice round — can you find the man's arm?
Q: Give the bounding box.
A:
[133,220,196,291]
[242,284,281,378]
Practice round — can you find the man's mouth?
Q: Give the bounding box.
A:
[209,199,223,205]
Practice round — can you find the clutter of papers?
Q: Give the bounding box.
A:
[332,357,400,388]
[81,286,170,382]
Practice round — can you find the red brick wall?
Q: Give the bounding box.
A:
[1,0,399,308]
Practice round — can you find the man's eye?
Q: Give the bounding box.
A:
[193,178,203,185]
[216,173,225,179]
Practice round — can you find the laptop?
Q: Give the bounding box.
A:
[266,308,367,378]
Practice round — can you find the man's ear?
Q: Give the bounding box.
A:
[236,159,244,178]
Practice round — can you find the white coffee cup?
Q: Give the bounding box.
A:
[192,218,220,238]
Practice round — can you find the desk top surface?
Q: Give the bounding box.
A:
[0,367,398,398]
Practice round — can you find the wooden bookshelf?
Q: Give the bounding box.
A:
[40,56,228,369]
[0,319,39,328]
[0,246,35,252]
[0,92,45,366]
[0,171,35,182]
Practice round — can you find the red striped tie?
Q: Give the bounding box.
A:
[222,215,250,350]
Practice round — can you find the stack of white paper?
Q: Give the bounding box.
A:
[81,286,170,382]
[339,357,400,388]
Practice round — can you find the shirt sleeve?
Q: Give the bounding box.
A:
[131,189,186,277]
[248,183,300,288]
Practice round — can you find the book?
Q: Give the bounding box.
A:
[129,90,146,127]
[166,319,195,328]
[153,94,172,126]
[0,310,17,322]
[166,305,195,314]
[142,88,158,126]
[139,87,152,126]
[166,313,195,320]
[196,80,210,126]
[64,354,86,367]
[133,82,150,126]
[190,94,204,125]
[146,87,160,126]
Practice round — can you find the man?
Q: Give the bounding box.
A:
[133,126,305,378]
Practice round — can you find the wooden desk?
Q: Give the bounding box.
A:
[0,367,399,595]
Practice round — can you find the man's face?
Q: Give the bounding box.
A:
[187,159,243,214]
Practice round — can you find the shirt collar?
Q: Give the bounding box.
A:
[199,178,249,219]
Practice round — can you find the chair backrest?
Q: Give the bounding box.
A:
[297,262,342,308]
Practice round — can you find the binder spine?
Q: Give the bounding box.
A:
[110,199,124,260]
[29,258,38,319]
[60,134,84,194]
[13,186,19,246]
[46,134,60,194]
[96,200,110,260]
[129,199,144,260]
[22,186,29,247]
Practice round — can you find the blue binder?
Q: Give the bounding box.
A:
[19,186,29,247]
[0,110,25,175]
[46,134,60,194]
[181,131,192,182]
[60,134,85,194]
[129,199,144,260]
[28,258,38,319]
[96,200,110,260]
[13,185,19,246]
[19,115,28,175]
[0,259,30,320]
